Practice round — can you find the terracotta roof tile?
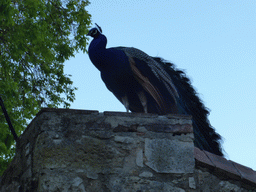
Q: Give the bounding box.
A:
[231,161,256,185]
[203,150,241,179]
[194,147,215,168]
[195,147,256,186]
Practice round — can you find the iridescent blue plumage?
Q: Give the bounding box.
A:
[87,24,223,156]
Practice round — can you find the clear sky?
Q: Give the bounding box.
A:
[64,1,256,170]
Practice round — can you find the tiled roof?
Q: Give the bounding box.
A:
[194,147,256,186]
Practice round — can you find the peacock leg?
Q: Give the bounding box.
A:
[138,91,148,113]
[121,95,129,112]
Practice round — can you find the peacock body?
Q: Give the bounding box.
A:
[87,24,223,156]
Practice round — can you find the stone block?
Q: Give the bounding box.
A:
[144,138,194,173]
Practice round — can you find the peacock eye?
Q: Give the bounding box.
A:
[92,29,98,36]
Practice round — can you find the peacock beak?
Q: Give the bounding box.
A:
[86,31,91,36]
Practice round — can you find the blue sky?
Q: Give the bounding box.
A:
[65,1,256,170]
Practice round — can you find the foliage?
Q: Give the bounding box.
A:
[0,0,91,175]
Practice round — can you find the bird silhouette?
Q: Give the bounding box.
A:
[87,24,223,156]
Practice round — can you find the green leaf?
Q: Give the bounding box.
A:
[0,0,91,175]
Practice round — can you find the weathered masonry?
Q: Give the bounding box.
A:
[1,108,256,191]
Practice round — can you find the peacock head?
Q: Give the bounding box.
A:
[87,23,102,38]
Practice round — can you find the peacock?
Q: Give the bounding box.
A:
[87,24,223,156]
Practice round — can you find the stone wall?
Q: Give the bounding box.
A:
[1,108,255,192]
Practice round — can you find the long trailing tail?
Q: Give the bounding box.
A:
[153,57,223,156]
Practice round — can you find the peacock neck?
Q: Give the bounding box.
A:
[88,34,110,71]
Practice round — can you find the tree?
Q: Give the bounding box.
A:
[0,0,91,175]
